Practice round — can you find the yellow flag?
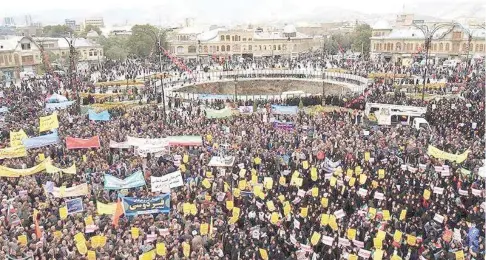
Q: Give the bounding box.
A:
[76,241,88,255]
[131,227,140,239]
[310,232,321,245]
[320,214,330,226]
[200,223,209,235]
[139,250,155,260]
[311,187,318,197]
[232,207,240,218]
[321,197,329,208]
[423,189,431,200]
[347,228,357,240]
[259,248,268,260]
[270,212,279,224]
[300,207,308,218]
[182,242,191,257]
[87,250,96,260]
[202,178,211,189]
[400,209,407,220]
[226,200,234,210]
[455,250,465,260]
[156,243,167,256]
[393,230,402,242]
[17,235,27,245]
[183,154,189,163]
[383,210,391,221]
[59,207,68,220]
[359,174,367,184]
[302,161,309,169]
[266,201,276,211]
[310,167,318,181]
[407,235,417,246]
[374,237,383,249]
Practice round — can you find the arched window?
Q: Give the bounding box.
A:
[221,45,225,51]
[264,45,266,50]
[439,43,443,51]
[234,35,238,41]
[278,45,281,50]
[475,44,479,51]
[396,42,401,51]
[249,45,252,51]
[176,46,184,53]
[188,46,196,53]
[231,36,234,41]
[204,46,208,53]
[259,45,262,50]
[433,43,437,51]
[227,45,230,51]
[220,35,225,41]
[273,45,276,50]
[216,46,219,51]
[480,44,484,52]
[462,43,467,52]
[209,46,213,52]
[226,35,230,41]
[445,43,449,51]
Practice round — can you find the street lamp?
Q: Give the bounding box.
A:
[61,33,77,91]
[234,75,238,102]
[321,35,326,106]
[453,22,475,74]
[412,21,456,101]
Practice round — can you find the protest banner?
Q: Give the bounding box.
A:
[151,171,184,192]
[427,145,469,163]
[45,162,76,175]
[22,132,59,149]
[122,194,171,216]
[0,160,47,177]
[10,129,28,147]
[0,146,27,159]
[66,136,101,149]
[271,105,298,115]
[66,198,84,214]
[48,183,89,198]
[88,109,111,121]
[205,108,233,119]
[109,140,131,149]
[96,202,117,215]
[39,113,59,132]
[45,101,75,110]
[238,106,253,115]
[104,171,146,190]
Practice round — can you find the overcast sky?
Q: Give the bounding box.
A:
[1,0,484,25]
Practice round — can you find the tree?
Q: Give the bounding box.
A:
[42,25,74,37]
[128,24,167,58]
[105,45,129,61]
[350,24,372,58]
[99,35,130,61]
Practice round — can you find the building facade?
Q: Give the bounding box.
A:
[370,19,486,65]
[84,17,104,29]
[0,36,103,79]
[167,25,317,61]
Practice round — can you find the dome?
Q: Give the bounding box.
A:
[283,24,297,34]
[372,20,392,30]
[87,30,99,38]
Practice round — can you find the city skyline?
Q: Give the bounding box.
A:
[1,0,484,26]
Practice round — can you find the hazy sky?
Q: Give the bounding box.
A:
[1,0,484,25]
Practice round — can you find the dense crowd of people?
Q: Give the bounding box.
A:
[0,53,484,260]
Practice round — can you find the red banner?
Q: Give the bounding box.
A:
[66,136,101,150]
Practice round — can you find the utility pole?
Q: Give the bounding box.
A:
[234,75,238,102]
[321,36,325,106]
[62,33,77,92]
[413,21,456,102]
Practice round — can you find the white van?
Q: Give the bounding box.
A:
[365,103,427,126]
[412,117,430,130]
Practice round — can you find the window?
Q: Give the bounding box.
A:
[249,45,252,51]
[264,45,266,50]
[226,35,230,41]
[0,55,3,63]
[234,35,239,41]
[226,45,230,52]
[176,46,184,53]
[21,55,32,64]
[20,43,31,50]
[273,45,276,50]
[480,44,484,52]
[452,32,462,39]
[204,46,208,52]
[210,46,213,52]
[220,35,225,41]
[231,36,234,41]
[259,45,262,50]
[217,46,219,51]
[89,51,93,56]
[221,45,225,51]
[462,43,467,51]
[432,43,437,51]
[243,38,246,41]
[8,55,12,63]
[396,42,401,51]
[445,43,449,51]
[248,38,252,41]
[439,43,443,51]
[278,45,281,50]
[188,46,197,53]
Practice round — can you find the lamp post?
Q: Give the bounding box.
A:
[454,23,476,74]
[234,75,238,102]
[321,35,326,106]
[61,33,77,92]
[412,21,456,102]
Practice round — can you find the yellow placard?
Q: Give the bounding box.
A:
[10,129,28,147]
[349,254,358,260]
[253,185,265,199]
[400,209,407,220]
[279,176,286,185]
[329,216,338,231]
[202,178,211,189]
[263,177,273,190]
[254,157,262,165]
[321,197,329,208]
[87,250,96,260]
[259,248,268,260]
[59,206,68,220]
[374,249,384,260]
[320,214,330,226]
[369,207,377,218]
[349,177,356,186]
[347,228,357,240]
[310,232,321,245]
[300,207,308,218]
[310,167,318,181]
[278,195,285,202]
[266,201,276,211]
[311,187,318,197]
[139,250,155,260]
[283,202,291,216]
[383,210,391,221]
[226,200,234,210]
[232,207,240,218]
[346,168,354,177]
[270,212,279,224]
[76,241,88,255]
[182,242,191,257]
[179,164,186,172]
[302,161,309,170]
[53,231,62,239]
[238,180,247,190]
[156,243,167,256]
[407,235,416,246]
[91,235,107,248]
[96,202,117,215]
[330,177,337,187]
[378,169,385,179]
[364,152,370,161]
[359,174,367,184]
[455,250,465,260]
[39,112,59,132]
[131,227,140,239]
[252,174,258,184]
[17,235,27,245]
[393,230,402,242]
[423,189,431,200]
[377,230,386,240]
[233,188,241,198]
[239,168,246,178]
[183,154,189,163]
[374,237,383,249]
[200,223,209,235]
[371,180,378,189]
[391,254,402,260]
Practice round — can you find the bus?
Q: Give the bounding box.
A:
[365,103,427,126]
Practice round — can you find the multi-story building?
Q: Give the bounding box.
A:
[167,24,316,61]
[0,35,104,79]
[370,17,486,65]
[3,17,15,27]
[65,19,77,30]
[84,17,104,29]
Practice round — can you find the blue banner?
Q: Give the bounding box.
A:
[22,131,59,149]
[0,107,8,113]
[104,171,146,190]
[45,101,75,111]
[271,105,298,115]
[122,194,170,216]
[88,110,111,121]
